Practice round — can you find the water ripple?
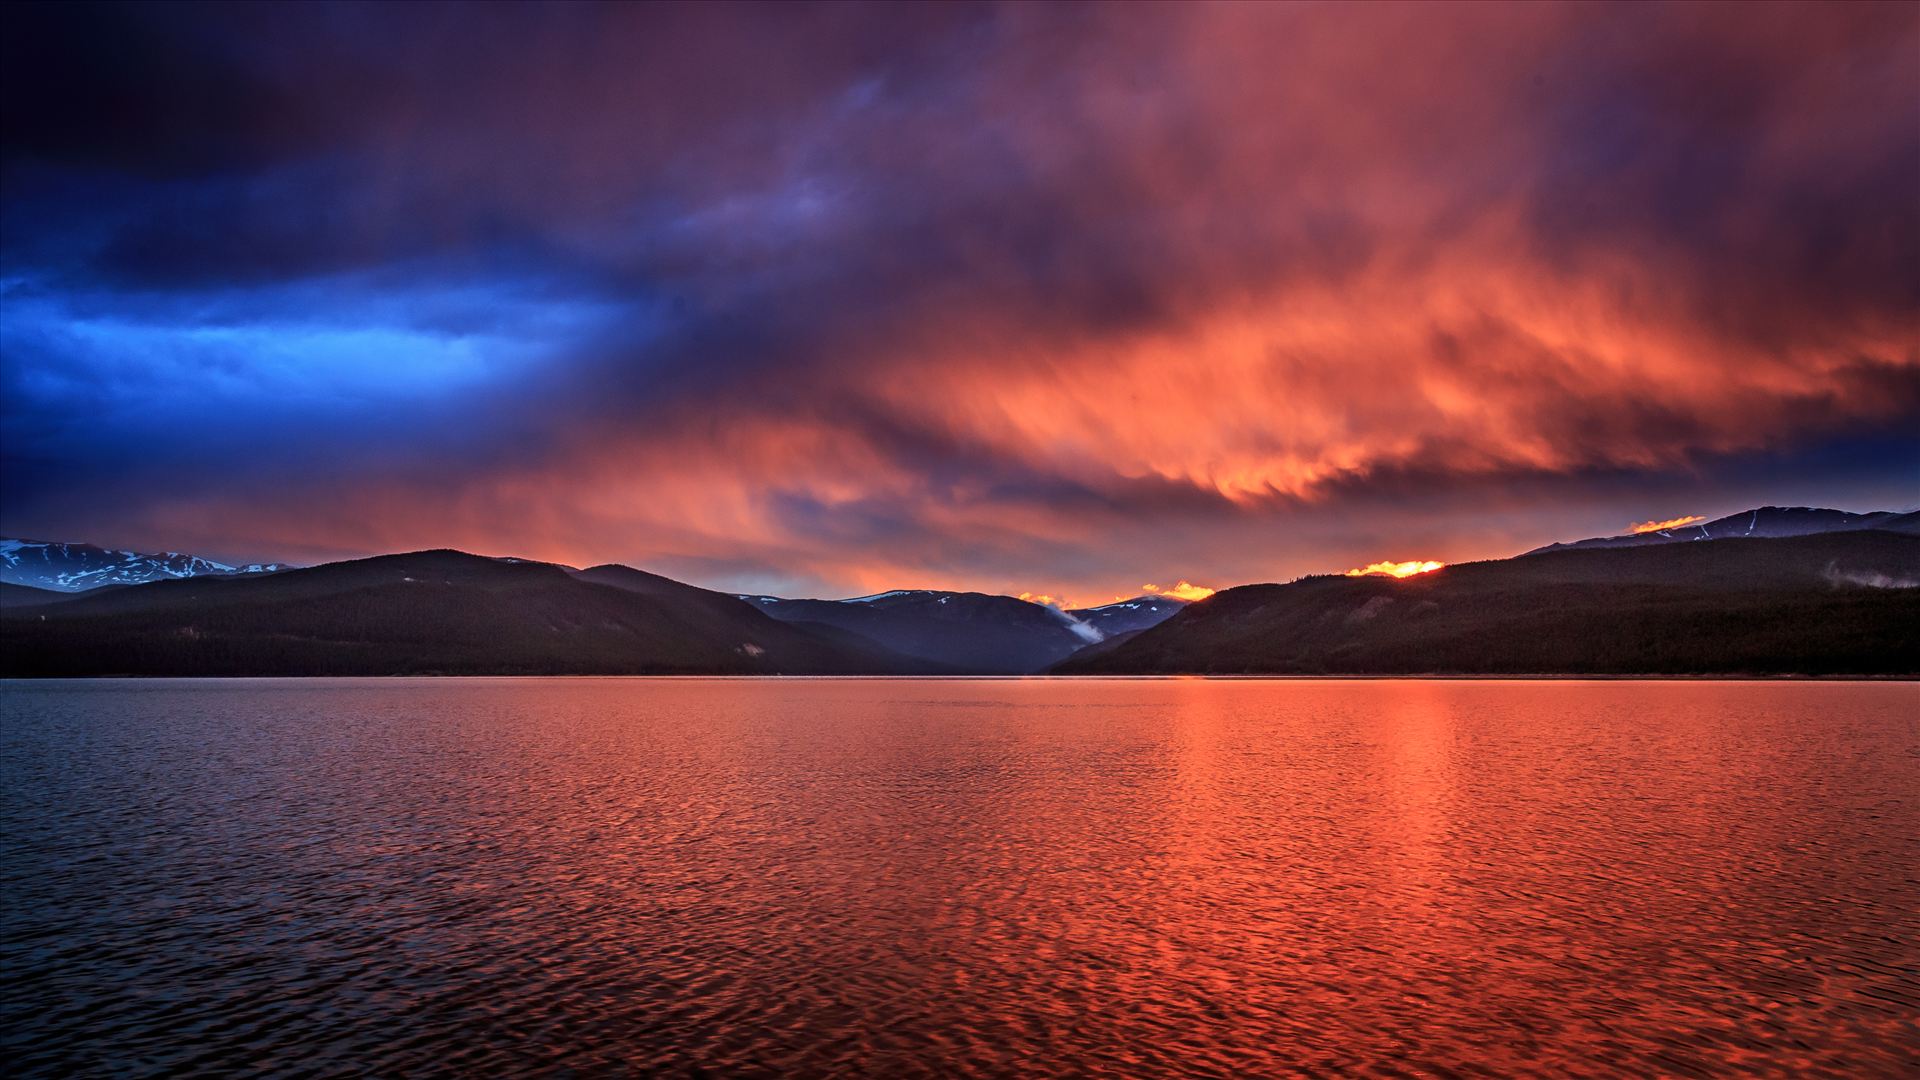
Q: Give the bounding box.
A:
[2,678,1915,1077]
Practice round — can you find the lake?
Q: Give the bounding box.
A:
[2,678,1915,1076]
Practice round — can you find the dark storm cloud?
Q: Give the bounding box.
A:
[1,1,1914,599]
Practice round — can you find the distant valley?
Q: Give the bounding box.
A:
[740,591,1187,673]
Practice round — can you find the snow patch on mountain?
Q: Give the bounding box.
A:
[839,590,924,603]
[1082,596,1184,614]
[0,538,294,591]
[1824,565,1920,589]
[1528,506,1919,556]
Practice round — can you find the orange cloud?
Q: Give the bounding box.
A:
[1629,515,1706,535]
[1143,581,1216,601]
[30,3,1914,607]
[1345,560,1445,579]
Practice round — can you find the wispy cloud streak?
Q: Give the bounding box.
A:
[2,2,1915,596]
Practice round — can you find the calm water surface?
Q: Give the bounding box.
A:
[2,678,1916,1077]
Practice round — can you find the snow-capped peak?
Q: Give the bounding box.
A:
[0,537,294,592]
[837,589,932,603]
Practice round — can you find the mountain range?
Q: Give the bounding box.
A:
[1059,529,1919,676]
[1525,505,1920,554]
[2,505,1914,677]
[0,551,932,677]
[0,538,291,591]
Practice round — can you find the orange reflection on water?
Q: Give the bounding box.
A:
[5,678,1915,1076]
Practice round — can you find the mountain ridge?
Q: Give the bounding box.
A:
[0,549,938,677]
[1056,530,1920,676]
[5,504,1914,676]
[1526,506,1920,555]
[0,537,293,592]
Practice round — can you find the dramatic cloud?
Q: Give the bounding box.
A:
[1345,561,1447,580]
[1143,583,1216,603]
[2,1,1916,597]
[1630,515,1707,535]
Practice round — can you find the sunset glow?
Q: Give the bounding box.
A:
[1143,582,1217,602]
[0,2,1913,601]
[1630,515,1708,535]
[6,6,1919,1079]
[1345,561,1446,579]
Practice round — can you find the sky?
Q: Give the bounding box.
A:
[2,1,1916,604]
